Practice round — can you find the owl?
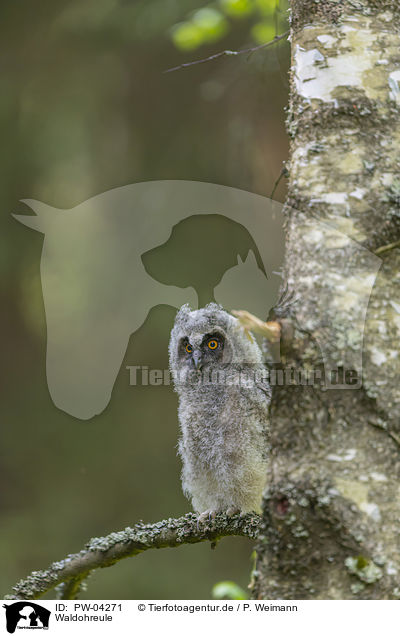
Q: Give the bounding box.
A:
[169,303,270,522]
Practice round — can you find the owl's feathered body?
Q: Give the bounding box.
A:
[169,303,270,516]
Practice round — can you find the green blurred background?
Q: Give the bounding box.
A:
[1,0,289,598]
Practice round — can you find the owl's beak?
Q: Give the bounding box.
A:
[191,351,203,370]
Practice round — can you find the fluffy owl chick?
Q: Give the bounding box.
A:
[169,303,270,520]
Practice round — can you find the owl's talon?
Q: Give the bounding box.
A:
[226,506,241,517]
[197,509,218,530]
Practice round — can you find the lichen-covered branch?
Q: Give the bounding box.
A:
[7,512,261,600]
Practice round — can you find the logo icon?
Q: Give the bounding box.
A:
[3,602,50,633]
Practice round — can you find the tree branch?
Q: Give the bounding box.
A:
[164,31,289,73]
[367,418,400,448]
[6,512,261,600]
[56,576,88,601]
[374,239,400,255]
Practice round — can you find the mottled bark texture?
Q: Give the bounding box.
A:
[254,0,400,599]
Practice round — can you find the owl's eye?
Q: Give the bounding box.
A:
[185,343,193,354]
[207,339,218,350]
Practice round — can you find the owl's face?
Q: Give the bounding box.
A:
[169,303,264,384]
[178,328,230,371]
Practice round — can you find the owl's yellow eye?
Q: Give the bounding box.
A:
[185,343,193,354]
[208,339,218,350]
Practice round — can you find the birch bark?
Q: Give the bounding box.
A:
[254,0,400,599]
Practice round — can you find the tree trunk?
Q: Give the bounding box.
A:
[253,0,400,599]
